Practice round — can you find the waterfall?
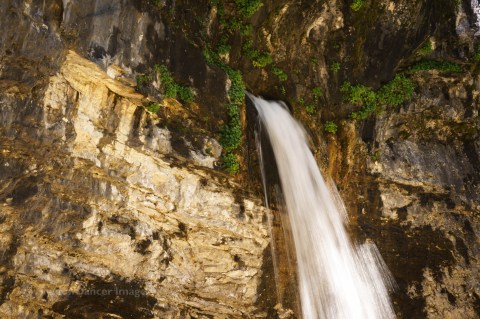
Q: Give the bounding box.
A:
[249,93,396,319]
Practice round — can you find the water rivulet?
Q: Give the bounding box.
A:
[249,93,396,319]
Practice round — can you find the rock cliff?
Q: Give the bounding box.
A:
[0,50,269,318]
[0,0,479,318]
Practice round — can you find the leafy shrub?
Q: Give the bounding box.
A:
[136,74,152,90]
[377,75,415,107]
[202,47,245,174]
[217,35,231,55]
[475,44,480,62]
[226,69,245,105]
[224,17,242,32]
[305,104,316,114]
[146,102,161,113]
[330,62,341,73]
[240,24,253,36]
[242,40,273,68]
[298,98,316,114]
[177,86,194,102]
[409,60,463,73]
[350,0,364,11]
[350,101,378,120]
[271,66,288,81]
[234,0,264,18]
[203,48,245,105]
[312,87,323,100]
[341,82,377,108]
[342,75,415,120]
[324,121,338,134]
[222,153,240,174]
[242,40,259,58]
[418,40,433,56]
[154,64,194,102]
[155,65,177,98]
[371,150,381,162]
[203,48,217,65]
[253,52,273,68]
[220,113,242,152]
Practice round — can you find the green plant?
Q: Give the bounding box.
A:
[240,24,253,36]
[177,86,194,103]
[203,48,217,65]
[225,69,245,105]
[271,66,288,81]
[234,0,264,18]
[371,150,381,162]
[217,35,231,55]
[377,75,415,107]
[224,17,242,32]
[154,64,195,102]
[156,65,178,98]
[253,52,273,68]
[341,82,377,108]
[220,115,242,152]
[136,74,152,90]
[145,102,161,113]
[305,104,316,114]
[408,60,463,73]
[242,40,273,68]
[474,44,480,62]
[350,107,375,120]
[297,98,315,114]
[312,87,323,100]
[324,121,338,134]
[222,153,240,174]
[220,70,244,154]
[203,47,245,174]
[330,62,341,73]
[342,75,415,120]
[350,0,364,11]
[242,40,259,58]
[418,40,433,56]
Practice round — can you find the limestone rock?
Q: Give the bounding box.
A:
[0,51,269,318]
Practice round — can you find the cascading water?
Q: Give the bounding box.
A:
[249,93,396,319]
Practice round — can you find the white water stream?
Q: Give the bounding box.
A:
[250,94,396,319]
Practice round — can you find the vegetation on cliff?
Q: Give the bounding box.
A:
[341,75,415,120]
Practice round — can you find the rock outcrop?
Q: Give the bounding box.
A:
[365,71,480,319]
[0,51,269,318]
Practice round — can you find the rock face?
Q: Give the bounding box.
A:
[325,70,480,319]
[1,0,480,318]
[363,71,480,319]
[0,51,269,318]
